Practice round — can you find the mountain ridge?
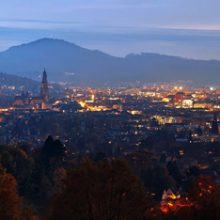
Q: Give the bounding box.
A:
[0,38,220,86]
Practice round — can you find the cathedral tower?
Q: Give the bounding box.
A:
[40,69,49,102]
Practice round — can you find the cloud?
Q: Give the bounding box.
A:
[1,0,220,31]
[1,0,220,59]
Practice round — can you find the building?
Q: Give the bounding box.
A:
[211,112,219,135]
[14,69,49,109]
[40,69,49,102]
[14,92,30,107]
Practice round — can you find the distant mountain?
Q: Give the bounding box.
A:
[0,38,220,86]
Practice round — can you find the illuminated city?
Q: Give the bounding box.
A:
[1,1,220,220]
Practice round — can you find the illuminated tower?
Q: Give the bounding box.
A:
[211,112,219,135]
[40,69,49,102]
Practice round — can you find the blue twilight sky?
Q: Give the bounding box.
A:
[1,0,220,59]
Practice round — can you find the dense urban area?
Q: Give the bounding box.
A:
[0,70,220,219]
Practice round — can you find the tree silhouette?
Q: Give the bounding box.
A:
[49,159,148,220]
[0,167,22,220]
[42,136,66,160]
[187,176,220,220]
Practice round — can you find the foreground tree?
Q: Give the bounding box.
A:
[188,176,220,220]
[166,176,220,220]
[49,159,148,220]
[0,167,22,220]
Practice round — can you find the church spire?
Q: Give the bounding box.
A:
[40,69,49,102]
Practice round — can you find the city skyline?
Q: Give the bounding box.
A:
[1,2,220,220]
